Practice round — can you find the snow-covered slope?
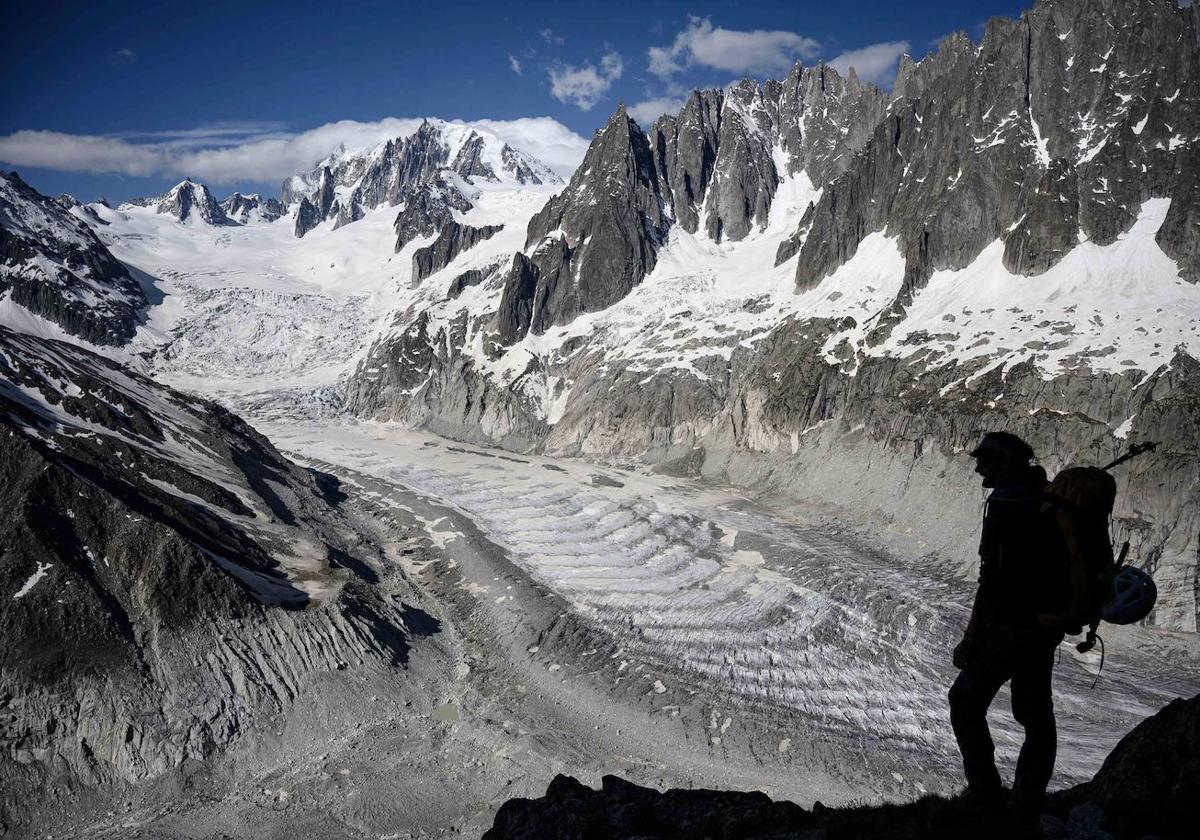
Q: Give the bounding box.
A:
[284,119,562,238]
[81,175,559,415]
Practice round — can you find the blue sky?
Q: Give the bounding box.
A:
[2,0,1033,202]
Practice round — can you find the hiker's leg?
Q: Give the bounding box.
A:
[1009,632,1062,813]
[949,645,1010,798]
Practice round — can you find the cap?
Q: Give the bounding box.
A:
[969,431,1035,462]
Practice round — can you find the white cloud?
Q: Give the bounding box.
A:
[0,117,590,185]
[600,50,623,79]
[466,117,589,177]
[508,54,522,75]
[828,40,911,87]
[540,28,564,45]
[108,49,136,65]
[649,17,820,79]
[627,97,687,127]
[548,49,624,111]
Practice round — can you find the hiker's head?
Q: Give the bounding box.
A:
[970,432,1035,488]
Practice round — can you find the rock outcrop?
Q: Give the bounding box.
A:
[485,693,1200,838]
[220,191,284,223]
[155,178,229,225]
[293,196,321,237]
[412,221,503,282]
[393,176,474,252]
[495,105,670,343]
[792,0,1200,336]
[0,172,146,345]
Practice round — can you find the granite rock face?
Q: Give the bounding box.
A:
[220,191,284,223]
[412,221,503,282]
[484,0,1197,339]
[293,196,321,238]
[0,172,146,345]
[393,176,474,252]
[495,105,670,343]
[155,179,229,225]
[794,0,1200,333]
[492,57,896,339]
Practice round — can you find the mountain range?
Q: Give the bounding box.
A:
[0,0,1198,834]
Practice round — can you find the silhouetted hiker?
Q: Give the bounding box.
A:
[949,431,1075,821]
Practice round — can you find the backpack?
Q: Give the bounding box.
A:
[1047,466,1118,635]
[1047,443,1159,664]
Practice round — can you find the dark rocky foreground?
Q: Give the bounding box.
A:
[485,695,1200,839]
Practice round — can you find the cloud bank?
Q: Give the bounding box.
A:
[0,117,590,185]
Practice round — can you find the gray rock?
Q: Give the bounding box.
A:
[451,131,498,181]
[495,105,669,343]
[156,179,229,225]
[393,177,473,252]
[792,0,1200,335]
[1156,145,1200,283]
[701,80,778,243]
[293,196,321,238]
[0,326,430,818]
[650,89,722,234]
[0,172,146,345]
[447,266,489,298]
[220,191,284,223]
[412,221,503,282]
[1004,158,1081,275]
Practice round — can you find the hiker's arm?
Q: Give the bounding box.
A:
[964,582,997,641]
[954,560,997,667]
[1039,508,1090,629]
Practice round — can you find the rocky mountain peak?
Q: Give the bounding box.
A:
[493,104,669,344]
[0,171,146,345]
[220,191,284,224]
[157,178,229,225]
[790,0,1200,339]
[283,119,560,239]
